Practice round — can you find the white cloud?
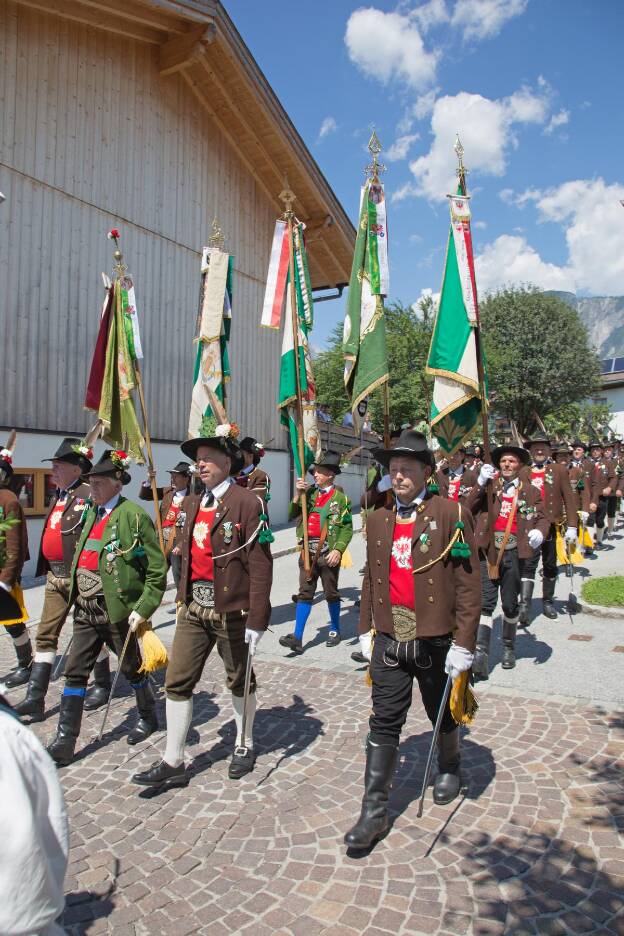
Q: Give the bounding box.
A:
[411,0,449,31]
[344,8,438,89]
[386,133,420,161]
[317,116,337,141]
[412,286,440,316]
[499,188,514,204]
[413,88,438,119]
[474,219,487,229]
[544,108,570,136]
[451,0,528,41]
[408,84,551,201]
[475,179,624,296]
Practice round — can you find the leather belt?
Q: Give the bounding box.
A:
[391,605,418,642]
[76,568,104,599]
[48,560,70,578]
[494,531,517,550]
[192,580,215,608]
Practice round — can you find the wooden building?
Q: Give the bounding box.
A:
[0,0,355,566]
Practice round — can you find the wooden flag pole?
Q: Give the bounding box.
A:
[280,180,311,572]
[111,242,166,554]
[454,136,496,571]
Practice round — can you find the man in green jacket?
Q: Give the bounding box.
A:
[47,450,167,767]
[280,452,352,654]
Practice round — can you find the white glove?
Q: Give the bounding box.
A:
[478,464,497,486]
[128,611,145,633]
[445,644,474,680]
[245,627,263,656]
[359,631,372,662]
[0,581,10,593]
[377,474,392,493]
[528,529,544,550]
[579,511,589,524]
[564,527,577,544]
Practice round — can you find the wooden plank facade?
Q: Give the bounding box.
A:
[0,0,354,445]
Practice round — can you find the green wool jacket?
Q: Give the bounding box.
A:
[289,486,353,554]
[69,496,167,624]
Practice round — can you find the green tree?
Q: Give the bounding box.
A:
[313,301,434,433]
[480,287,601,436]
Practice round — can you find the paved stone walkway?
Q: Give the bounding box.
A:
[2,642,622,935]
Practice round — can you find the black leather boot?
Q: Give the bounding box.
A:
[344,740,398,849]
[47,693,84,766]
[128,679,158,745]
[13,661,52,721]
[518,579,534,628]
[472,619,492,682]
[433,727,461,805]
[4,637,33,688]
[542,577,557,619]
[84,657,111,711]
[501,618,517,669]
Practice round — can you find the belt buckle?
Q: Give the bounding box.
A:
[76,568,103,598]
[192,581,215,608]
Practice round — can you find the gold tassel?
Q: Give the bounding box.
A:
[340,548,353,569]
[136,620,168,673]
[3,585,28,627]
[450,671,479,725]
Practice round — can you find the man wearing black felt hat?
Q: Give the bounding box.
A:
[235,437,270,500]
[139,460,192,601]
[14,438,113,721]
[0,432,30,689]
[46,450,167,767]
[345,430,481,850]
[133,426,273,788]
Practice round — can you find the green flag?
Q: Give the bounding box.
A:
[343,180,389,416]
[426,192,483,456]
[98,279,145,462]
[278,223,321,476]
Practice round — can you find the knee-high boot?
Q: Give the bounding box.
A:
[47,691,85,766]
[502,617,517,669]
[472,617,492,682]
[13,661,52,721]
[518,579,534,628]
[433,727,461,805]
[84,655,112,710]
[127,678,158,745]
[344,739,399,849]
[542,577,557,619]
[4,631,33,688]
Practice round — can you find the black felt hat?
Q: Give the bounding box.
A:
[372,430,435,470]
[43,437,93,472]
[309,451,342,475]
[526,432,551,447]
[85,450,131,485]
[180,436,244,476]
[491,444,531,467]
[167,461,191,476]
[571,440,587,451]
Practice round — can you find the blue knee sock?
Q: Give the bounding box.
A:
[63,686,86,697]
[294,602,312,641]
[328,600,341,632]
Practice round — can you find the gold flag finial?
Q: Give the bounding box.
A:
[279,176,296,218]
[107,228,127,279]
[208,216,226,250]
[365,130,386,181]
[454,133,468,189]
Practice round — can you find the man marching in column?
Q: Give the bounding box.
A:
[236,437,270,500]
[587,440,616,550]
[344,431,480,850]
[14,439,110,721]
[566,441,592,552]
[47,450,167,766]
[601,440,619,539]
[436,446,479,504]
[280,452,352,653]
[469,444,549,678]
[520,433,577,623]
[0,435,30,687]
[133,427,272,788]
[140,461,191,605]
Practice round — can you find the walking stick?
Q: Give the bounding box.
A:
[416,674,453,818]
[566,542,577,618]
[235,649,254,757]
[97,629,132,742]
[52,637,73,681]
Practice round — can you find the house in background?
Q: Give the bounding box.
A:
[600,358,624,437]
[0,0,356,572]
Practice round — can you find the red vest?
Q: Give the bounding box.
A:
[494,492,518,535]
[531,466,546,500]
[389,518,415,610]
[163,501,182,529]
[77,513,109,571]
[41,502,65,562]
[307,488,334,538]
[447,476,461,502]
[190,505,217,581]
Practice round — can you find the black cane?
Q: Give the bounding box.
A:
[416,674,453,819]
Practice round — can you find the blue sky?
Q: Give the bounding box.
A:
[226,0,624,346]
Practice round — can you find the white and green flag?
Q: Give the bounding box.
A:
[277,223,321,476]
[188,247,232,438]
[426,193,483,455]
[343,180,389,417]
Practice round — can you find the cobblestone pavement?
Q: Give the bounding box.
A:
[2,638,623,935]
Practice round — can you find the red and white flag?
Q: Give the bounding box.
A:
[261,220,289,328]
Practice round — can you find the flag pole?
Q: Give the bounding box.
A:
[111,243,166,554]
[454,135,495,568]
[279,180,311,572]
[208,217,228,417]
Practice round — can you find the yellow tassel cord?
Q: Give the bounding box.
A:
[365,628,376,687]
[136,619,168,673]
[340,548,353,569]
[450,671,479,726]
[3,585,28,627]
[555,526,583,565]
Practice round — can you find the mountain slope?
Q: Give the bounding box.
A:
[549,292,624,357]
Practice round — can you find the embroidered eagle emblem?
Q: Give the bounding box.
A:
[193,521,209,549]
[50,511,62,530]
[392,535,412,569]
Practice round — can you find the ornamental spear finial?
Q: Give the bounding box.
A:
[365,130,386,181]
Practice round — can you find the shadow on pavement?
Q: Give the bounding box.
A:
[62,859,119,931]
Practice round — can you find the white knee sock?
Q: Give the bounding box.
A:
[164,697,193,767]
[232,692,257,749]
[12,630,30,647]
[34,651,56,665]
[596,526,604,543]
[607,517,615,534]
[96,646,109,663]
